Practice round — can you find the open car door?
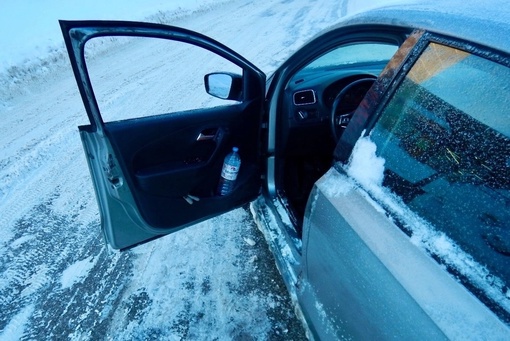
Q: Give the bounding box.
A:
[60,21,265,250]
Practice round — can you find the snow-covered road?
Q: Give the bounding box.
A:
[1,0,361,339]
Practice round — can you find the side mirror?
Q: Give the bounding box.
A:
[205,72,243,101]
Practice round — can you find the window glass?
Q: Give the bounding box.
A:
[303,44,397,70]
[85,36,242,122]
[292,43,397,81]
[370,42,510,315]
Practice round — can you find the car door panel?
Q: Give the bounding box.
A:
[105,105,249,196]
[101,103,262,229]
[62,20,265,249]
[302,169,509,339]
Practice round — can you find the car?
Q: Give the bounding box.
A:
[60,1,510,339]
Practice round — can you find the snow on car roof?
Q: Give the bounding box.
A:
[336,0,510,54]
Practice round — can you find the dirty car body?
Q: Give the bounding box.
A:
[61,2,510,339]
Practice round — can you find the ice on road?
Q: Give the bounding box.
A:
[0,0,368,339]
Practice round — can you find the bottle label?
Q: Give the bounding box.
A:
[221,164,239,181]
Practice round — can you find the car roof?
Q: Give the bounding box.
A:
[335,0,510,55]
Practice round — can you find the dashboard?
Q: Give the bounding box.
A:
[286,62,387,127]
[275,60,391,231]
[276,61,389,157]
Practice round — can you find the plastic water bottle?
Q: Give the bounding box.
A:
[217,147,241,196]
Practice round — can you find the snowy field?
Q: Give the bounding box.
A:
[0,0,405,339]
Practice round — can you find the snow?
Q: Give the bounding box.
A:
[61,256,97,289]
[10,235,36,250]
[244,237,256,246]
[1,0,367,338]
[0,0,418,94]
[0,0,230,76]
[345,133,386,190]
[0,304,35,341]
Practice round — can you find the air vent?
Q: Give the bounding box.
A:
[293,89,316,106]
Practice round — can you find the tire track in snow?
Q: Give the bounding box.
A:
[104,206,306,340]
[0,196,136,339]
[0,71,89,242]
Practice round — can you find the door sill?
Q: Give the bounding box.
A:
[250,196,302,277]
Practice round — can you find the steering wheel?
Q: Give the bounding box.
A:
[330,77,376,141]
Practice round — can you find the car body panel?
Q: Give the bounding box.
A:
[324,1,510,55]
[300,168,509,340]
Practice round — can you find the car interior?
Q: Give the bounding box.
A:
[273,43,398,236]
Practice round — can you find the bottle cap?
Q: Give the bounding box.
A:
[233,147,239,152]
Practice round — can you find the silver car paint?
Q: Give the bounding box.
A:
[253,166,510,339]
[302,168,509,339]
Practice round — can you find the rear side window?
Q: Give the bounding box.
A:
[370,42,510,318]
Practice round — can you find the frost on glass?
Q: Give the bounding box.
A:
[368,42,510,319]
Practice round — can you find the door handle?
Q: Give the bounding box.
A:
[196,132,215,141]
[196,128,219,141]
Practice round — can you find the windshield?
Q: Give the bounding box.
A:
[301,43,397,71]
